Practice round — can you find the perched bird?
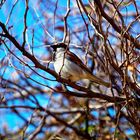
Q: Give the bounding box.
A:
[51,43,110,87]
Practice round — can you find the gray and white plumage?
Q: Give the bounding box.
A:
[51,43,110,87]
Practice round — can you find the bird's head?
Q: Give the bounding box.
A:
[50,42,68,52]
[50,43,68,60]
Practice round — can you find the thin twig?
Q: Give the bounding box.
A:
[22,0,29,48]
[63,0,70,43]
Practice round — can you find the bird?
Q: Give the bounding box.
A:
[51,42,110,87]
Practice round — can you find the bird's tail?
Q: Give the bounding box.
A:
[88,74,110,87]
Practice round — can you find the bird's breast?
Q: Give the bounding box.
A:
[53,57,84,81]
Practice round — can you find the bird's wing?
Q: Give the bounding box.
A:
[65,50,110,87]
[66,51,92,74]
